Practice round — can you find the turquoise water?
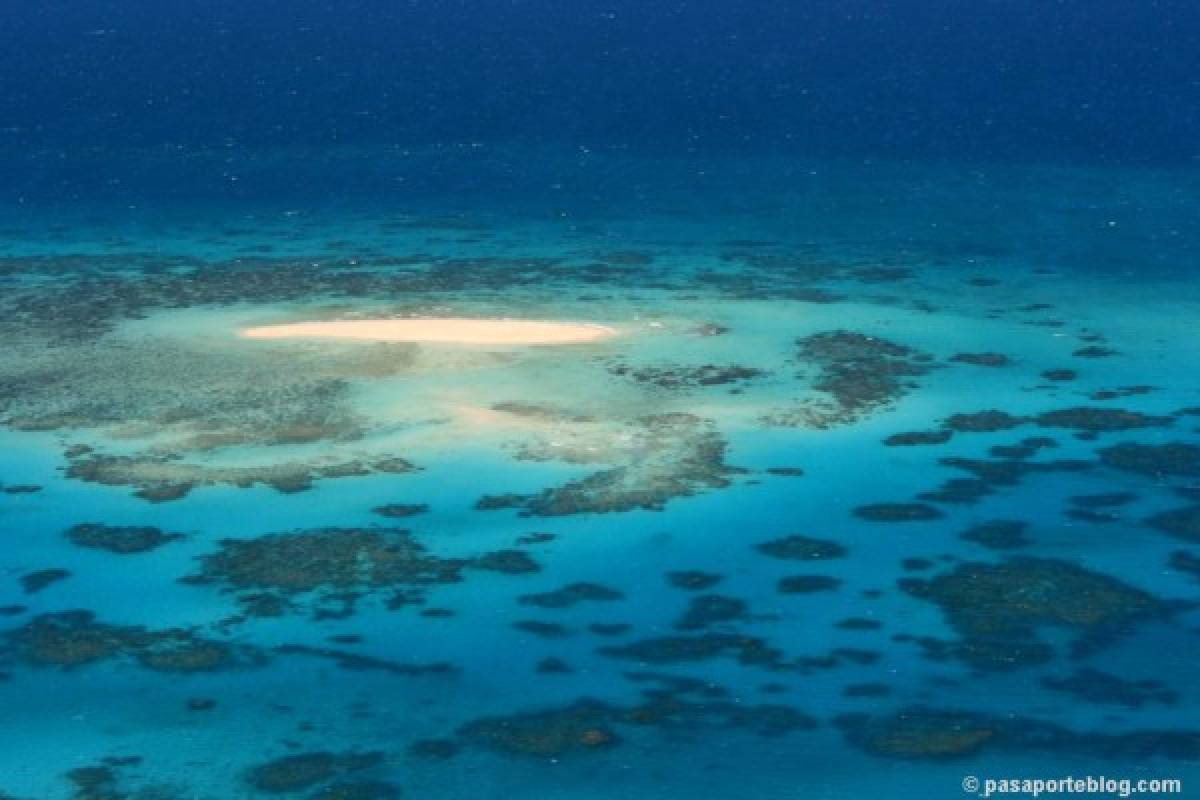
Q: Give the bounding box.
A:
[1,151,1199,798]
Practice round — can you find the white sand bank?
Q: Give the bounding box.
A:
[239,318,618,345]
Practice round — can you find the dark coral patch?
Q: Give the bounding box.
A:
[836,618,882,631]
[836,709,999,759]
[777,575,841,594]
[755,534,846,560]
[536,657,574,674]
[900,558,1165,670]
[19,569,69,594]
[309,780,402,800]
[370,503,428,519]
[923,457,1091,506]
[598,633,780,666]
[472,549,541,575]
[458,700,621,757]
[853,503,942,522]
[665,570,723,591]
[1034,407,1172,432]
[6,610,240,672]
[518,583,623,609]
[1098,442,1200,478]
[245,751,383,793]
[674,594,748,629]
[766,466,805,476]
[65,523,184,554]
[1071,492,1136,508]
[1144,506,1200,543]
[1042,668,1177,708]
[942,411,1026,433]
[513,620,571,639]
[407,739,458,760]
[989,436,1057,459]
[959,520,1029,550]
[839,707,1200,762]
[792,331,933,426]
[193,527,465,594]
[608,362,764,389]
[1168,550,1200,581]
[884,430,953,447]
[950,353,1009,367]
[1073,346,1118,358]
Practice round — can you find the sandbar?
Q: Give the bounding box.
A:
[239,318,618,345]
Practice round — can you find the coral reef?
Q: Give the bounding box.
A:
[5,610,242,673]
[853,503,942,522]
[608,362,764,390]
[189,527,467,618]
[481,414,741,515]
[1098,442,1200,478]
[950,352,1009,367]
[518,583,623,608]
[786,331,933,427]
[900,558,1165,670]
[674,594,748,629]
[777,576,841,593]
[1033,407,1172,432]
[66,451,416,502]
[665,570,723,590]
[755,534,846,560]
[1144,506,1200,543]
[1042,668,1177,708]
[245,751,383,793]
[65,523,183,554]
[959,520,1029,550]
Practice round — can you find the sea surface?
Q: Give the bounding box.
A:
[1,4,1199,799]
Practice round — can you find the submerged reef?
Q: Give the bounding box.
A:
[4,610,245,672]
[665,570,723,591]
[1144,506,1200,543]
[838,708,1200,762]
[674,594,749,629]
[959,520,1029,550]
[479,413,741,515]
[65,523,184,554]
[66,451,417,502]
[597,632,781,667]
[245,751,383,794]
[458,678,818,759]
[608,361,765,390]
[755,534,846,560]
[1033,407,1172,433]
[1042,668,1178,708]
[518,582,623,609]
[457,700,621,757]
[950,352,1009,367]
[900,558,1166,670]
[852,503,942,522]
[188,527,467,617]
[1098,442,1200,478]
[780,331,933,428]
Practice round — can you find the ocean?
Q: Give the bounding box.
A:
[1,3,1199,799]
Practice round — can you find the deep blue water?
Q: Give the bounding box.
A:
[1,4,1199,800]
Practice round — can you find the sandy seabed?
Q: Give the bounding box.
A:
[239,317,619,345]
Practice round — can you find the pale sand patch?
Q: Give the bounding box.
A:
[239,318,618,345]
